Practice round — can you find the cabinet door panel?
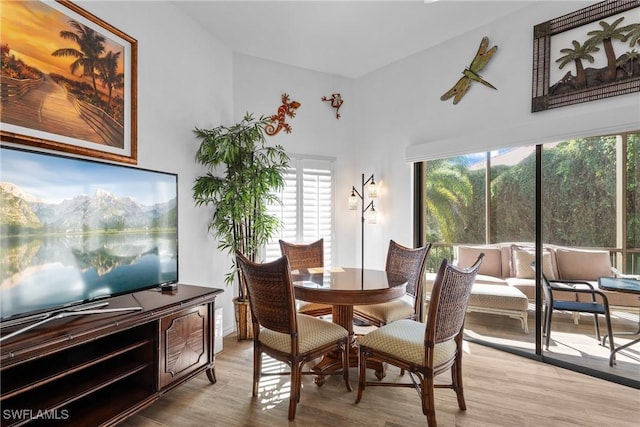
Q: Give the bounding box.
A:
[159,305,210,389]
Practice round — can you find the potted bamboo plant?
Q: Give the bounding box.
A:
[193,113,289,340]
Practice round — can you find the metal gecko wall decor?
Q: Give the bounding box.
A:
[265,93,301,135]
[321,93,344,119]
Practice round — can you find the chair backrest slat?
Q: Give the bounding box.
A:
[279,238,324,270]
[236,252,297,335]
[385,240,431,299]
[426,254,484,345]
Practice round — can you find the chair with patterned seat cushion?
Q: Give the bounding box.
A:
[279,238,333,317]
[354,240,432,326]
[236,251,351,421]
[355,254,484,427]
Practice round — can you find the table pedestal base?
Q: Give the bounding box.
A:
[311,305,386,385]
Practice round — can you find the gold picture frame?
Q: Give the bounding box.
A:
[532,0,640,112]
[0,0,137,164]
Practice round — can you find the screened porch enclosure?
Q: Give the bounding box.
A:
[419,131,639,387]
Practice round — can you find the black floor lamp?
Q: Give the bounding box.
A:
[349,173,378,270]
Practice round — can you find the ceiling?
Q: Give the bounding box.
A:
[173,1,531,79]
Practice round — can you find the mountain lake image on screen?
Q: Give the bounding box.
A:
[0,146,178,322]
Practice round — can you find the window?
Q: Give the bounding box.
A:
[417,130,640,388]
[265,156,334,266]
[421,134,638,272]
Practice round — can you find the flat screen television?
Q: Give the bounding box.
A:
[0,146,178,324]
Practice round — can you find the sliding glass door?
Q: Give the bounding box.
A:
[418,131,639,387]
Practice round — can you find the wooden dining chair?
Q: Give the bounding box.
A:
[235,251,351,421]
[279,238,333,317]
[354,240,432,326]
[355,254,484,427]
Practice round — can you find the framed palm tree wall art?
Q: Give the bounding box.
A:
[531,0,639,113]
[0,0,137,164]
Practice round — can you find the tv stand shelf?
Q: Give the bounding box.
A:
[0,285,223,427]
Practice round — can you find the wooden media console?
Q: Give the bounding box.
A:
[0,284,223,426]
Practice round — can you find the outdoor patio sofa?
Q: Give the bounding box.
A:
[424,242,640,333]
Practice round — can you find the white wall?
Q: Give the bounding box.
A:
[77,1,640,338]
[78,1,238,335]
[354,1,640,268]
[234,2,640,272]
[233,54,358,268]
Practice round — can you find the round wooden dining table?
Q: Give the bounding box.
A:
[291,267,407,382]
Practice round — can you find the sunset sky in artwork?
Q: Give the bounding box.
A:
[1,1,125,89]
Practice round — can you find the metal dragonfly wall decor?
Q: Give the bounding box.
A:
[441,36,498,105]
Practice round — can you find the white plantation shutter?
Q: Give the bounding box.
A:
[265,168,297,262]
[265,157,334,266]
[302,164,333,266]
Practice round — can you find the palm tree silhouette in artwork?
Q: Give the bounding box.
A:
[621,22,640,48]
[52,20,106,100]
[617,49,639,77]
[555,40,599,89]
[97,51,124,114]
[586,17,628,82]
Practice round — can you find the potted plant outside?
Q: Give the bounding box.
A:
[193,113,289,340]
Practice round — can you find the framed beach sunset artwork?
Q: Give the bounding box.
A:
[0,0,137,163]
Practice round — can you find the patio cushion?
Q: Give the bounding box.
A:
[555,248,612,281]
[505,278,535,299]
[509,244,558,279]
[468,284,529,311]
[456,245,502,278]
[471,274,509,286]
[512,248,556,279]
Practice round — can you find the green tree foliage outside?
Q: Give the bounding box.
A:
[424,159,473,243]
[543,137,617,247]
[425,134,638,272]
[464,168,487,244]
[492,155,537,244]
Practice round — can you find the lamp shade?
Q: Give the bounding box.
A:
[366,206,377,224]
[348,191,359,210]
[367,180,377,198]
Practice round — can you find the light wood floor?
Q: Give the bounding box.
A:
[122,333,640,427]
[462,307,640,383]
